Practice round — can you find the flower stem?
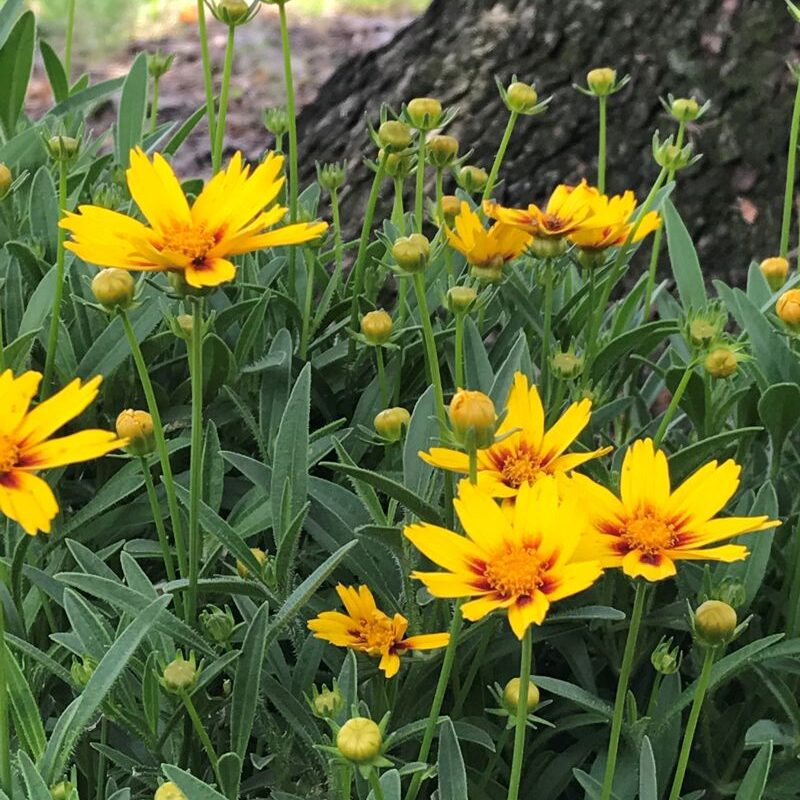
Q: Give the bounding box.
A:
[786,516,800,636]
[331,186,344,298]
[412,272,447,435]
[541,261,555,397]
[666,647,716,800]
[299,251,314,359]
[653,361,695,448]
[64,0,76,81]
[369,771,387,800]
[375,346,389,408]
[150,75,161,135]
[506,628,533,800]
[414,134,426,232]
[187,299,205,624]
[0,602,11,797]
[597,96,608,192]
[392,176,405,230]
[139,456,178,586]
[42,160,68,398]
[180,689,222,787]
[599,580,648,800]
[780,76,800,259]
[196,0,217,153]
[120,311,189,585]
[211,25,236,174]
[454,312,465,390]
[482,111,519,205]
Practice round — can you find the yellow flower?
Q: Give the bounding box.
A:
[568,190,661,251]
[61,148,327,289]
[484,180,600,238]
[0,371,126,535]
[420,372,611,499]
[446,202,532,268]
[307,584,449,678]
[570,439,780,581]
[405,478,603,639]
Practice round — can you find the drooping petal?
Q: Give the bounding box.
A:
[0,471,59,535]
[507,593,549,639]
[621,549,677,581]
[378,652,401,678]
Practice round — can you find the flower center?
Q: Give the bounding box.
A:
[500,447,544,488]
[161,224,219,266]
[0,435,20,474]
[359,612,397,654]
[485,546,544,598]
[541,213,563,233]
[623,511,677,554]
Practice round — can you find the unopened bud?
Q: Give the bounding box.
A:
[263,107,290,137]
[337,717,383,764]
[47,135,79,162]
[148,50,176,79]
[530,237,568,259]
[215,0,252,25]
[199,605,236,644]
[312,683,344,718]
[694,600,737,647]
[70,654,98,688]
[440,194,460,225]
[776,288,800,329]
[176,314,193,338]
[447,285,478,314]
[760,256,789,291]
[0,163,12,199]
[116,409,155,456]
[392,234,430,274]
[650,637,682,675]
[237,547,268,579]
[704,347,739,379]
[670,97,701,122]
[378,120,412,152]
[317,161,346,193]
[457,165,489,194]
[374,407,411,442]
[406,97,443,130]
[688,318,719,347]
[502,677,539,715]
[381,149,413,179]
[551,350,584,380]
[91,268,136,311]
[49,782,74,800]
[449,389,497,449]
[154,782,187,800]
[427,134,459,168]
[506,81,538,113]
[161,653,198,693]
[361,309,393,345]
[586,67,616,96]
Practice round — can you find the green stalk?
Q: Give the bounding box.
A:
[653,361,695,448]
[597,96,608,193]
[411,272,447,435]
[140,457,178,586]
[506,629,533,800]
[540,262,555,397]
[331,186,345,299]
[211,25,236,174]
[120,311,189,584]
[64,0,76,81]
[666,647,716,800]
[150,75,161,135]
[187,300,205,624]
[599,581,648,800]
[95,718,108,800]
[180,690,223,788]
[0,603,10,797]
[454,312,465,389]
[414,134,427,232]
[392,176,405,230]
[299,251,314,359]
[780,76,800,259]
[196,0,217,151]
[42,160,69,398]
[340,766,352,800]
[368,771,387,800]
[785,515,800,636]
[482,111,519,205]
[375,346,389,408]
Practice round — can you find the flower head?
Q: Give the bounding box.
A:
[568,190,661,251]
[570,439,779,581]
[61,149,327,289]
[307,584,448,677]
[421,372,610,499]
[0,371,126,535]
[154,782,186,800]
[337,717,383,764]
[405,478,603,638]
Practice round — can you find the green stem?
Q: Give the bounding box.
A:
[331,186,344,299]
[666,647,716,800]
[780,77,800,259]
[299,251,314,359]
[95,718,108,800]
[64,0,76,81]
[414,134,426,232]
[653,362,695,448]
[196,0,217,152]
[180,690,223,787]
[120,311,189,585]
[375,346,389,408]
[506,629,533,800]
[211,25,236,174]
[0,603,11,797]
[482,111,519,205]
[412,272,447,435]
[187,300,205,624]
[541,262,554,398]
[150,76,161,135]
[368,771,386,800]
[392,177,405,230]
[454,312,465,389]
[140,457,178,586]
[599,581,648,800]
[468,446,478,485]
[597,96,607,193]
[785,516,800,636]
[42,161,68,398]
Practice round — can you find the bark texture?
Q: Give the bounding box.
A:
[295,0,799,282]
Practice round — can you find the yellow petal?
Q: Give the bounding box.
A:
[679,515,780,548]
[229,221,328,254]
[184,257,237,288]
[454,480,513,550]
[419,447,470,473]
[620,439,670,513]
[0,471,59,535]
[20,430,125,470]
[667,459,741,528]
[621,549,676,581]
[1,371,42,436]
[379,652,401,678]
[543,561,603,602]
[460,593,513,622]
[404,522,486,573]
[540,399,592,462]
[507,592,549,639]
[664,544,748,563]
[126,148,191,231]
[402,633,450,651]
[410,571,483,598]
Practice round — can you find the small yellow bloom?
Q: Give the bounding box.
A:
[0,371,126,535]
[776,288,800,328]
[421,372,610,499]
[307,584,449,678]
[405,478,603,639]
[116,409,155,456]
[154,782,186,800]
[61,149,327,289]
[569,190,661,251]
[693,600,737,647]
[337,717,382,764]
[237,547,267,579]
[760,256,789,291]
[570,439,780,581]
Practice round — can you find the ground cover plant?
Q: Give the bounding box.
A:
[2,1,800,799]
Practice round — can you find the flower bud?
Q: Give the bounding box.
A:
[776,288,800,329]
[378,120,412,152]
[426,134,459,168]
[704,347,739,379]
[470,258,504,284]
[586,67,616,96]
[440,194,460,225]
[237,547,268,579]
[47,135,79,162]
[361,309,393,345]
[406,97,443,130]
[199,605,236,644]
[154,782,187,800]
[148,50,176,79]
[530,237,567,259]
[215,0,252,25]
[392,233,430,274]
[449,389,497,449]
[91,183,125,211]
[551,350,584,380]
[337,717,383,764]
[381,149,413,179]
[760,256,789,292]
[670,97,701,122]
[688,318,718,347]
[0,163,12,199]
[457,165,489,194]
[654,139,694,171]
[650,637,682,675]
[502,677,539,715]
[70,654,98,688]
[311,683,344,718]
[374,407,411,442]
[161,653,198,693]
[91,268,136,311]
[694,600,737,647]
[176,313,193,338]
[317,161,346,193]
[263,106,290,137]
[116,409,155,456]
[506,81,538,113]
[447,285,478,314]
[50,782,74,800]
[714,579,747,609]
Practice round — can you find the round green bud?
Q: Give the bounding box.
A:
[458,165,489,194]
[378,120,413,151]
[199,605,236,644]
[337,717,382,764]
[506,81,538,113]
[426,134,459,168]
[47,135,79,161]
[447,285,478,314]
[91,268,136,311]
[704,347,739,379]
[671,97,701,122]
[392,233,430,274]
[374,407,411,442]
[586,67,617,96]
[406,97,443,130]
[116,409,156,456]
[694,600,737,647]
[502,677,540,715]
[161,654,198,693]
[360,309,393,345]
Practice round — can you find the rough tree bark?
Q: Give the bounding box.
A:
[295,0,798,283]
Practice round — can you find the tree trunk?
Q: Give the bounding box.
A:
[296,0,798,283]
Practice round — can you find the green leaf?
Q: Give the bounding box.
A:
[664,198,706,311]
[39,40,68,104]
[18,751,52,800]
[758,382,800,460]
[217,752,242,800]
[116,52,148,167]
[437,718,468,800]
[403,385,437,499]
[530,676,613,718]
[0,0,25,48]
[47,75,125,118]
[369,770,401,800]
[463,316,492,391]
[734,741,772,800]
[0,11,35,137]
[591,320,679,381]
[162,766,227,800]
[639,736,658,800]
[667,428,762,481]
[6,648,47,760]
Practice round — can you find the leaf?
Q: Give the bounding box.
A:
[18,751,52,800]
[369,770,401,800]
[734,742,772,800]
[758,382,800,461]
[463,316,492,391]
[667,428,762,481]
[39,40,68,104]
[590,320,679,380]
[6,648,47,760]
[437,718,468,800]
[47,75,125,118]
[162,766,227,800]
[116,52,148,167]
[530,676,613,718]
[0,11,35,137]
[403,385,437,499]
[664,198,706,310]
[28,168,59,263]
[639,736,658,800]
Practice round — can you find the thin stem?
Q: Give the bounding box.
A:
[392,177,405,230]
[375,347,389,408]
[597,96,607,193]
[666,647,716,800]
[211,25,236,174]
[95,718,108,800]
[412,272,447,435]
[140,457,178,585]
[482,111,519,205]
[414,134,426,232]
[299,251,314,359]
[187,300,205,624]
[653,362,695,448]
[0,603,11,797]
[120,311,189,584]
[331,187,344,298]
[180,690,223,788]
[64,0,76,81]
[541,262,554,397]
[196,0,217,153]
[42,161,68,398]
[468,446,478,485]
[506,629,533,800]
[368,771,387,800]
[785,516,800,636]
[150,76,161,135]
[454,312,465,389]
[599,581,648,800]
[780,77,800,259]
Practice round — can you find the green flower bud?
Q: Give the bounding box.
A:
[70,655,98,688]
[670,97,701,122]
[361,309,393,345]
[506,81,538,113]
[378,120,413,152]
[457,165,489,194]
[116,409,155,456]
[374,407,411,442]
[161,652,198,693]
[447,285,478,314]
[502,677,539,715]
[693,600,737,648]
[311,683,344,718]
[47,135,79,162]
[586,67,616,96]
[91,268,136,311]
[199,605,236,644]
[551,350,584,380]
[263,107,290,137]
[148,50,176,79]
[337,717,382,764]
[406,97,443,130]
[650,637,682,675]
[426,134,459,168]
[214,0,253,25]
[317,161,346,193]
[50,781,75,800]
[392,234,430,274]
[704,346,739,379]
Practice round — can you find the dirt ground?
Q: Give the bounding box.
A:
[27,6,414,174]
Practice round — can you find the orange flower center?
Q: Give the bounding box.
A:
[623,511,677,554]
[161,223,219,266]
[500,447,545,488]
[540,213,564,234]
[359,612,397,654]
[485,546,544,598]
[0,435,20,474]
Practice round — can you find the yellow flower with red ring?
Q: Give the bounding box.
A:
[569,439,780,581]
[405,478,603,639]
[445,202,532,269]
[568,190,661,251]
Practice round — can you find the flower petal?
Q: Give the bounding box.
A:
[0,471,59,535]
[20,430,125,470]
[405,522,487,573]
[621,549,676,581]
[620,439,670,513]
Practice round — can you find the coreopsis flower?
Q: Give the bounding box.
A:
[405,478,603,638]
[0,371,126,535]
[568,190,661,251]
[420,372,611,499]
[61,149,327,289]
[307,584,449,678]
[570,439,779,581]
